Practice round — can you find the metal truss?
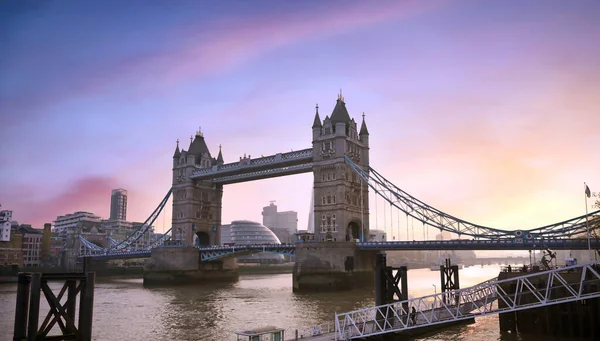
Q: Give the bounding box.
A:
[335,261,600,340]
[146,227,172,249]
[78,229,173,258]
[85,250,152,261]
[191,148,313,180]
[107,236,119,247]
[198,244,296,261]
[209,163,313,184]
[77,235,112,257]
[358,238,600,251]
[109,189,172,251]
[345,156,600,240]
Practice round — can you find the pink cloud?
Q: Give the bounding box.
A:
[2,176,117,228]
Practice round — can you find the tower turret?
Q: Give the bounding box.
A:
[217,144,224,165]
[312,104,322,140]
[173,139,181,157]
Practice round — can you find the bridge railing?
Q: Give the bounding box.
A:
[335,261,600,339]
[285,322,334,340]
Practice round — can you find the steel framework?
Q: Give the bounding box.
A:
[110,189,172,251]
[345,156,600,240]
[335,261,600,340]
[198,244,296,261]
[191,148,313,181]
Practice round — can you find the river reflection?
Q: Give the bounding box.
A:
[0,265,585,341]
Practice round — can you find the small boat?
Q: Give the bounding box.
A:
[235,326,285,341]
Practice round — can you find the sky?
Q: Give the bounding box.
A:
[1,0,599,246]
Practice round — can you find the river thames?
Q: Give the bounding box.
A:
[0,265,583,341]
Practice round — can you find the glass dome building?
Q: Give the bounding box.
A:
[221,220,284,263]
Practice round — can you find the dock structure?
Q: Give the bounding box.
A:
[332,261,600,340]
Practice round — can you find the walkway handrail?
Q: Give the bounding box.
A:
[335,261,600,339]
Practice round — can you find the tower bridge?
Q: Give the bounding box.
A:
[71,93,600,290]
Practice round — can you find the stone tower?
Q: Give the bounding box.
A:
[311,93,370,242]
[171,130,224,247]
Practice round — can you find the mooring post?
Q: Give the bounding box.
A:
[13,272,30,341]
[66,278,77,334]
[83,256,92,273]
[78,271,95,341]
[27,273,42,341]
[440,259,460,305]
[375,253,386,306]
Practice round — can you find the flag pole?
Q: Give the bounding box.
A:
[585,182,592,261]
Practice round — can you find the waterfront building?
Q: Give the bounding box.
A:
[0,247,22,266]
[17,224,43,267]
[0,210,11,242]
[110,188,128,221]
[261,202,298,244]
[53,212,102,241]
[220,220,284,263]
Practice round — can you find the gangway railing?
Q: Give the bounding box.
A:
[335,261,600,340]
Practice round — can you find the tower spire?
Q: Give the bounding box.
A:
[217,144,224,164]
[312,103,322,128]
[359,112,369,136]
[173,139,181,158]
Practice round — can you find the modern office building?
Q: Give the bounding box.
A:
[219,220,283,263]
[110,189,128,221]
[261,202,298,244]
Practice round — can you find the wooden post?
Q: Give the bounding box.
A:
[27,273,42,341]
[13,273,30,341]
[78,272,95,341]
[66,279,77,334]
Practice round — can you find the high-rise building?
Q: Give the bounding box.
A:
[110,189,127,221]
[0,210,12,242]
[261,202,298,244]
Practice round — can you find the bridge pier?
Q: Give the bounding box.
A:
[143,247,238,286]
[292,242,377,292]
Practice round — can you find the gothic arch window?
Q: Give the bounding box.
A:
[333,195,336,204]
[327,195,331,204]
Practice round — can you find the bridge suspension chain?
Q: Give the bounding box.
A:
[110,188,172,251]
[345,156,599,240]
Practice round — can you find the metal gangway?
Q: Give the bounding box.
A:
[335,261,600,340]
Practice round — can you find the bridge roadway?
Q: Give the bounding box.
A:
[190,148,313,184]
[82,238,599,260]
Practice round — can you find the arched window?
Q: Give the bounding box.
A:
[327,196,331,204]
[333,195,336,204]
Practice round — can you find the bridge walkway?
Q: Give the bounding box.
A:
[334,261,600,340]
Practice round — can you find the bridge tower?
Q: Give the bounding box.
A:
[171,130,224,247]
[311,92,370,242]
[293,93,376,292]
